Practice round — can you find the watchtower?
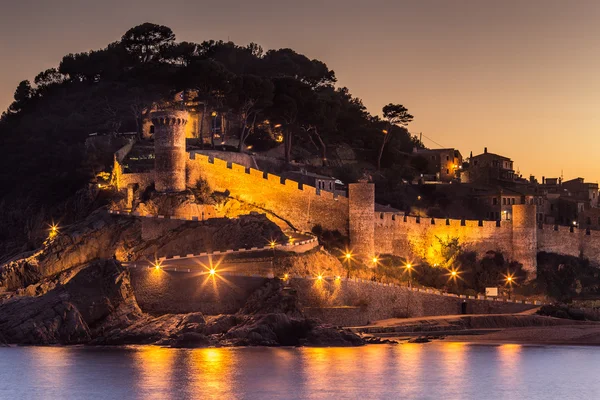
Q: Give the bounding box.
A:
[348,181,375,263]
[511,204,537,278]
[151,110,188,193]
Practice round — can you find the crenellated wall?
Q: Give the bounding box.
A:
[373,212,514,267]
[538,224,600,261]
[186,153,349,233]
[115,149,600,276]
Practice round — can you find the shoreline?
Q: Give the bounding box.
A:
[391,324,600,346]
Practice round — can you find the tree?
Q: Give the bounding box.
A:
[183,59,234,146]
[7,80,34,114]
[121,23,175,63]
[299,86,341,165]
[227,75,274,152]
[267,77,315,163]
[261,48,336,88]
[377,103,414,170]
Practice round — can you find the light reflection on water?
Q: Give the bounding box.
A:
[0,343,599,399]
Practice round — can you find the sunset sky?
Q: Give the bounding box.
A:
[2,0,599,182]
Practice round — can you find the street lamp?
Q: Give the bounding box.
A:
[504,273,515,299]
[209,268,216,276]
[405,263,413,288]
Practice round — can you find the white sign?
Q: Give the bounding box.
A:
[485,287,499,297]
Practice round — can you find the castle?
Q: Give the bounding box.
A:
[114,110,600,278]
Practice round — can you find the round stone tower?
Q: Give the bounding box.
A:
[151,110,189,193]
[511,204,538,279]
[348,181,375,264]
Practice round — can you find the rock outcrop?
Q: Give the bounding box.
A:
[0,259,364,347]
[0,210,286,291]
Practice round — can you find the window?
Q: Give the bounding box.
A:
[446,169,449,174]
[446,156,449,161]
[503,198,506,205]
[149,125,155,134]
[511,198,515,205]
[493,198,498,205]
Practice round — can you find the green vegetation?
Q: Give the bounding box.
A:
[536,252,600,302]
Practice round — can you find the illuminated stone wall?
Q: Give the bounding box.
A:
[114,149,600,273]
[538,224,600,261]
[374,214,514,266]
[152,110,188,192]
[186,153,349,233]
[348,182,375,261]
[511,205,537,274]
[297,278,536,326]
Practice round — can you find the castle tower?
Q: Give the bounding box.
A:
[348,181,375,264]
[151,110,189,193]
[511,204,537,279]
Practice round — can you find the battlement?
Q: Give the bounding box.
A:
[374,212,510,230]
[188,152,347,200]
[186,153,350,233]
[150,110,189,126]
[115,148,600,276]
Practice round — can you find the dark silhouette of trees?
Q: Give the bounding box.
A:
[377,103,414,170]
[121,23,175,63]
[0,21,419,256]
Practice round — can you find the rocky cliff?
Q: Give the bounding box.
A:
[0,210,286,291]
[0,259,363,347]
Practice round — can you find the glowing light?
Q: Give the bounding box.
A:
[506,276,512,282]
[406,263,412,270]
[48,223,59,240]
[345,252,352,260]
[211,111,217,117]
[283,273,289,280]
[417,196,422,200]
[573,221,577,226]
[153,261,162,270]
[451,271,457,277]
[209,268,216,276]
[270,241,276,248]
[382,129,388,134]
[372,257,379,264]
[247,145,253,150]
[317,274,323,281]
[274,124,282,128]
[335,276,341,281]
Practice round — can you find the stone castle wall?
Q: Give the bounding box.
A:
[538,224,600,260]
[296,278,536,326]
[129,269,535,324]
[114,138,600,273]
[186,153,349,233]
[373,213,514,266]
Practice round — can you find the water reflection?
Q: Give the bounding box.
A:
[185,347,236,399]
[1,344,600,400]
[133,346,177,399]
